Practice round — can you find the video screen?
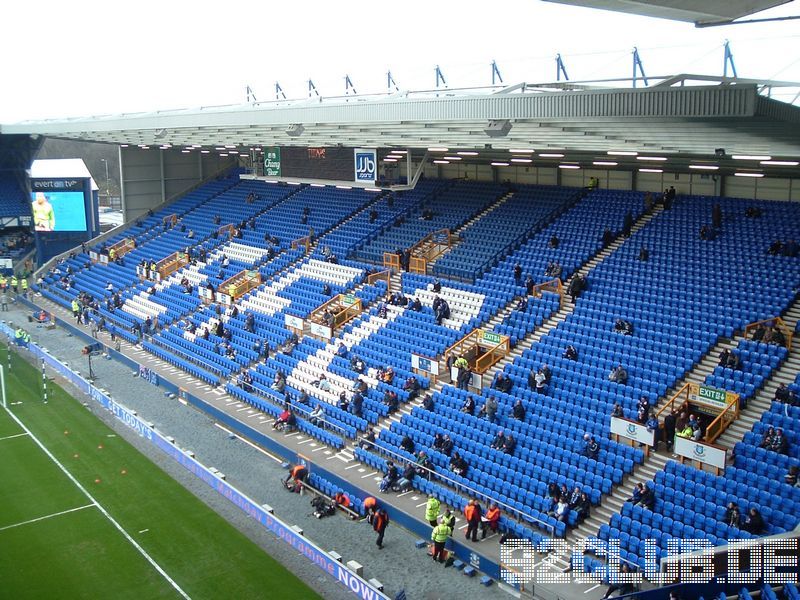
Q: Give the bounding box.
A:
[31,191,87,232]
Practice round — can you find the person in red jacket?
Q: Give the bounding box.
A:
[334,490,351,509]
[464,499,482,542]
[373,508,389,549]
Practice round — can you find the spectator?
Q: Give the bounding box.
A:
[309,404,325,427]
[503,434,517,455]
[639,483,655,510]
[512,399,526,421]
[608,365,628,385]
[359,427,376,450]
[490,430,506,450]
[770,428,788,454]
[379,462,399,493]
[481,503,500,539]
[602,563,635,598]
[614,318,633,335]
[567,274,586,302]
[493,373,513,394]
[550,498,570,525]
[724,502,741,528]
[449,452,468,476]
[515,296,528,312]
[351,392,363,418]
[403,376,421,401]
[513,263,522,282]
[395,463,416,492]
[383,390,399,413]
[273,408,296,432]
[611,403,624,419]
[742,508,765,535]
[400,435,415,454]
[583,434,599,460]
[574,492,591,524]
[312,374,331,392]
[645,412,659,449]
[479,396,499,423]
[784,466,800,487]
[441,435,454,457]
[563,345,578,361]
[548,234,559,249]
[601,228,614,248]
[759,426,776,449]
[422,394,435,411]
[461,395,475,415]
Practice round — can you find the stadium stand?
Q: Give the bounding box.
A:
[31,170,800,592]
[0,173,29,218]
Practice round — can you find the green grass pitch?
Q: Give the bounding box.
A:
[0,342,320,599]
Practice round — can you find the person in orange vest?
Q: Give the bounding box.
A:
[464,499,482,542]
[363,496,378,523]
[333,490,351,509]
[284,464,308,492]
[481,503,501,539]
[373,508,389,549]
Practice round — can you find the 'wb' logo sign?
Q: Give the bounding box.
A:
[354,149,376,182]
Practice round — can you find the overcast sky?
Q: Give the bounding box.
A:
[2,0,798,123]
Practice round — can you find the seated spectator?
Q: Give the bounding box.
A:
[639,483,655,510]
[377,302,388,319]
[336,342,347,357]
[548,235,559,249]
[337,391,350,413]
[515,296,528,312]
[309,404,325,427]
[525,275,535,296]
[638,246,649,261]
[574,492,591,523]
[550,498,570,525]
[359,427,376,450]
[379,462,399,493]
[645,412,660,449]
[461,395,475,415]
[395,463,416,492]
[400,435,415,454]
[724,502,741,528]
[513,263,522,282]
[409,297,422,312]
[378,366,395,385]
[312,374,331,392]
[602,563,635,599]
[414,451,432,478]
[271,371,286,393]
[383,390,399,413]
[545,261,562,278]
[352,378,368,394]
[613,318,633,335]
[440,435,454,456]
[432,279,441,293]
[611,403,624,419]
[493,373,513,394]
[273,408,296,432]
[512,399,526,421]
[503,434,517,455]
[583,434,599,460]
[741,508,765,535]
[784,466,800,487]
[563,345,578,361]
[449,452,468,476]
[481,504,501,539]
[403,376,421,401]
[350,355,365,373]
[760,426,776,449]
[351,391,363,418]
[490,430,506,450]
[533,370,548,395]
[770,428,788,454]
[608,365,628,384]
[422,394,434,411]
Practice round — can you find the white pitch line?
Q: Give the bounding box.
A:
[0,503,96,532]
[0,432,29,442]
[344,464,360,470]
[361,471,378,479]
[415,502,428,508]
[2,405,191,600]
[584,585,601,593]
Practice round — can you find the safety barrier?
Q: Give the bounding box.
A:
[0,322,387,600]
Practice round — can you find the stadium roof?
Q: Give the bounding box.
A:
[3,76,800,174]
[542,0,794,26]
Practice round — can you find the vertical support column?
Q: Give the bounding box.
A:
[160,149,166,204]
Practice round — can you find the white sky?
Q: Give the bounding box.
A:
[1,0,798,123]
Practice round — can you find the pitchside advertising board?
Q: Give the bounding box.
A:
[673,435,727,469]
[354,148,377,183]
